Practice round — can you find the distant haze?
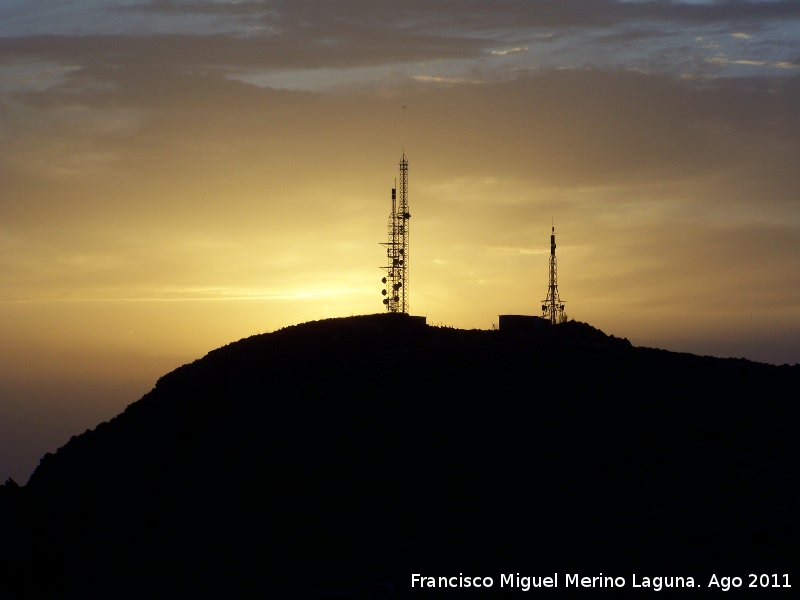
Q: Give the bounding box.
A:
[1,1,799,483]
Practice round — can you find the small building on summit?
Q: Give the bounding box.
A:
[497,314,550,334]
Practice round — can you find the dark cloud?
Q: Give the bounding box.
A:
[5,61,799,196]
[391,69,800,193]
[2,1,798,79]
[129,0,800,29]
[11,62,308,111]
[0,30,486,70]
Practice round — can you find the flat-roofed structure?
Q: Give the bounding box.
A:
[498,314,550,333]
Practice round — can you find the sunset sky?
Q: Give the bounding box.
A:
[2,0,799,483]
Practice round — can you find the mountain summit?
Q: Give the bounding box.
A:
[1,314,797,597]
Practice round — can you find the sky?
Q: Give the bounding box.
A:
[1,0,799,484]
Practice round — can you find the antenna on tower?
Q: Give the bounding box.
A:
[541,222,566,324]
[380,153,410,313]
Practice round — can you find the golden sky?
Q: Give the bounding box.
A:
[2,0,799,483]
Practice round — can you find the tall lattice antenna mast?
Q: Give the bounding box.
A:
[541,222,566,324]
[380,153,410,313]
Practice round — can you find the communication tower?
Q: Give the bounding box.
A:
[380,154,410,313]
[541,223,566,324]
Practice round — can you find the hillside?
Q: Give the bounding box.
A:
[1,314,797,598]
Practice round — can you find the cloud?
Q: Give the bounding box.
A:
[490,47,529,56]
[4,62,798,211]
[3,2,798,76]
[0,3,796,105]
[127,0,800,29]
[737,58,798,68]
[0,31,487,72]
[412,75,487,86]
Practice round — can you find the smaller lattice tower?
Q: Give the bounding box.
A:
[541,223,566,324]
[380,153,410,313]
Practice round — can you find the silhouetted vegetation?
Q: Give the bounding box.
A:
[0,314,797,598]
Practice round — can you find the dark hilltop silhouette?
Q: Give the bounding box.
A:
[1,314,797,598]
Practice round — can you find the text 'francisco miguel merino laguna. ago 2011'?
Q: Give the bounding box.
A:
[411,573,793,592]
